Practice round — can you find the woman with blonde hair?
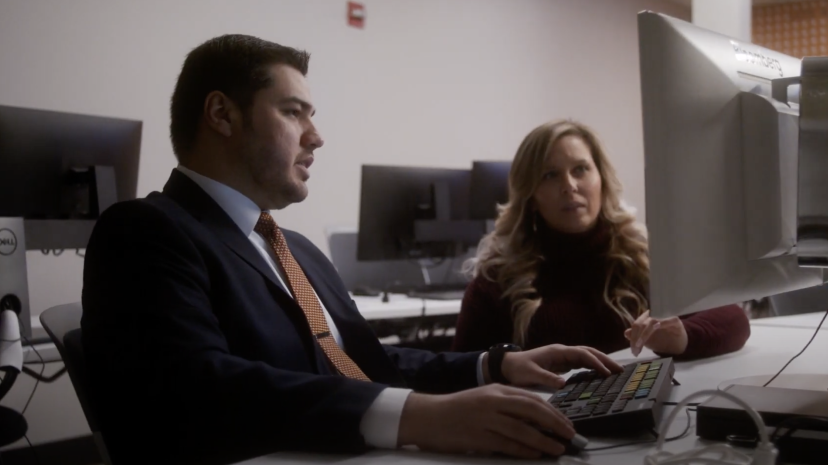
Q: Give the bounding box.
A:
[452,120,749,359]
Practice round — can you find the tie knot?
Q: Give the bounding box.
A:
[255,211,278,239]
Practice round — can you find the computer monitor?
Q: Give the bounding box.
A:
[0,104,141,340]
[638,11,824,319]
[469,161,511,220]
[356,164,479,262]
[0,104,142,249]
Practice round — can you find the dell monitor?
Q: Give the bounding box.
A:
[469,161,511,221]
[638,11,824,319]
[0,104,142,249]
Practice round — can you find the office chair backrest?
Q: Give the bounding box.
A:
[325,226,472,291]
[40,302,113,465]
[325,226,424,291]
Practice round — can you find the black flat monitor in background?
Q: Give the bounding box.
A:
[0,105,142,250]
[469,161,511,220]
[357,164,483,262]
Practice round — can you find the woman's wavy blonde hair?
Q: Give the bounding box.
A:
[466,120,650,346]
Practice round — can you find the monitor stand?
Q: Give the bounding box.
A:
[0,217,31,340]
[719,373,828,391]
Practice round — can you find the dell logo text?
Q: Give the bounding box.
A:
[0,229,18,256]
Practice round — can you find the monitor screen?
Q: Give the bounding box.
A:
[469,161,511,220]
[0,105,142,249]
[356,164,473,261]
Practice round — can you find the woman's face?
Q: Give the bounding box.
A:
[532,135,603,234]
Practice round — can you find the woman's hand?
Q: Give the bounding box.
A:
[624,310,688,356]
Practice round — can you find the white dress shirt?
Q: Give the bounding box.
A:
[176,166,412,448]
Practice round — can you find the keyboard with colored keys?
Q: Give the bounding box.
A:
[548,358,675,435]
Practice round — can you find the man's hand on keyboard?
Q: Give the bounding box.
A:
[498,344,624,389]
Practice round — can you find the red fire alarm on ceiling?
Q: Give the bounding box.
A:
[348,2,365,29]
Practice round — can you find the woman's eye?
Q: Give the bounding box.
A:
[542,171,558,180]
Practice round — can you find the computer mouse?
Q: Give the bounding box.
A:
[352,285,381,297]
[541,430,589,456]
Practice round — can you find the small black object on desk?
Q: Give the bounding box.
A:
[352,285,382,297]
[0,405,27,447]
[351,285,390,302]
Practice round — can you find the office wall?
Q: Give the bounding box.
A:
[0,0,688,450]
[753,0,828,57]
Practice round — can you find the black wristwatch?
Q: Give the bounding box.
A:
[487,343,522,385]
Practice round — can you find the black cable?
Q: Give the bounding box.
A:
[583,407,693,451]
[19,335,44,416]
[23,357,62,366]
[24,435,41,465]
[22,365,67,383]
[763,308,828,387]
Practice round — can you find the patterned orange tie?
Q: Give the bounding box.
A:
[255,212,371,381]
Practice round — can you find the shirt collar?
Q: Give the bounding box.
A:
[175,165,263,236]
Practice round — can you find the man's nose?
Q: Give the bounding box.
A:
[303,125,324,150]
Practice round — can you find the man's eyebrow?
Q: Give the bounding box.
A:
[278,96,315,115]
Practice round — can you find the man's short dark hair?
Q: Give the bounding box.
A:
[169,34,310,161]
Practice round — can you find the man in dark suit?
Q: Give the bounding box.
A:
[81,34,622,465]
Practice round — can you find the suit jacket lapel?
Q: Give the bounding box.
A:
[161,170,291,297]
[160,170,332,373]
[162,169,404,385]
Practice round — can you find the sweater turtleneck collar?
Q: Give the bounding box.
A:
[535,218,611,266]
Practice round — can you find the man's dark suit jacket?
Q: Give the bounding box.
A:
[81,170,482,465]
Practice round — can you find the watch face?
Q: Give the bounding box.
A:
[490,343,521,352]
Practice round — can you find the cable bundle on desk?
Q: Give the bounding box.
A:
[557,390,776,465]
[644,390,777,465]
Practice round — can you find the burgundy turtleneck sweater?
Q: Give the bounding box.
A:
[452,222,751,360]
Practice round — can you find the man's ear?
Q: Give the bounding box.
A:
[203,91,237,138]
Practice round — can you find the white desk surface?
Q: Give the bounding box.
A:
[238,320,828,464]
[352,294,462,320]
[22,316,60,363]
[749,311,828,331]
